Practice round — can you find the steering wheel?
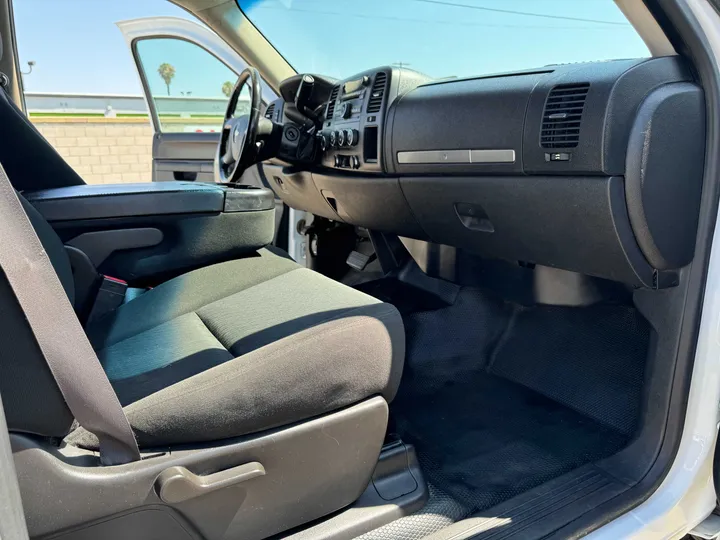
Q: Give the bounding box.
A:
[215,67,263,184]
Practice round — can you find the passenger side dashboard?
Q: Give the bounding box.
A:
[265,57,705,288]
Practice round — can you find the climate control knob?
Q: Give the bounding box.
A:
[319,133,329,151]
[345,129,359,147]
[340,102,353,119]
[337,129,347,147]
[329,130,338,148]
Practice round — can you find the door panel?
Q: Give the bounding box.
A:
[152,132,219,182]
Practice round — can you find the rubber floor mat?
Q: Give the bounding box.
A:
[490,304,649,435]
[355,484,469,540]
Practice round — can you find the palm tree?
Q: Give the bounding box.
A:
[222,81,234,98]
[157,63,176,96]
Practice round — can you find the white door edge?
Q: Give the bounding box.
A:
[588,2,720,537]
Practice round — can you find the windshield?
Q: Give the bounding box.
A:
[237,0,650,80]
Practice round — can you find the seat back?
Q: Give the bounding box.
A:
[0,70,138,461]
[0,70,80,438]
[0,194,76,438]
[0,79,85,191]
[0,73,87,438]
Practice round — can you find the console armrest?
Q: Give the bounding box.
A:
[24,182,278,284]
[24,182,273,222]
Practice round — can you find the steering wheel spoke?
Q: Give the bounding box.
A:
[221,146,235,166]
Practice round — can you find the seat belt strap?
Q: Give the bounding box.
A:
[0,163,140,465]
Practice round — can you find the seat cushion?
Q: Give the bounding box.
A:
[70,249,404,449]
[86,248,300,350]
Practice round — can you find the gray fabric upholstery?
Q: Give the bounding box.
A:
[86,248,298,349]
[20,195,74,305]
[0,274,74,437]
[0,195,76,438]
[196,268,389,357]
[99,312,233,381]
[2,173,138,464]
[71,303,403,448]
[4,189,404,449]
[70,251,405,449]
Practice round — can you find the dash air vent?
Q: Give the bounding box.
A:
[367,72,387,113]
[326,86,339,119]
[540,83,590,149]
[264,103,275,120]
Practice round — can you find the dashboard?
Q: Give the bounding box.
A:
[263,57,706,289]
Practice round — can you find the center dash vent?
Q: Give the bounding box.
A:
[264,103,275,120]
[367,72,387,113]
[326,86,339,119]
[540,83,590,149]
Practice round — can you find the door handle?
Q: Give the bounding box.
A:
[173,171,198,181]
[155,462,265,503]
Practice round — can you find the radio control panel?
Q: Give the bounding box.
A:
[319,69,389,173]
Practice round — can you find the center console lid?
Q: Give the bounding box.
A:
[24,182,274,222]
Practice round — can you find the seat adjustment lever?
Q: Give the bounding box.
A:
[156,462,265,504]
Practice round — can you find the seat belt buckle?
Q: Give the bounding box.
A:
[87,275,128,323]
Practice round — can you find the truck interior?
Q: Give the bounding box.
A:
[0,0,717,539]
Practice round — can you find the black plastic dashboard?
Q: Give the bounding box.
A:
[265,57,706,289]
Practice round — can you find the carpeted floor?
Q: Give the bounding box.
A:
[389,287,650,515]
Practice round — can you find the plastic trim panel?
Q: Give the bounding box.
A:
[13,397,389,540]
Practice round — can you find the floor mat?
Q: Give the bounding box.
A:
[490,304,649,435]
[354,484,469,540]
[392,372,628,513]
[356,278,451,315]
[390,287,648,514]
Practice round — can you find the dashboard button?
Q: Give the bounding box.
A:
[329,131,338,148]
[337,130,347,147]
[319,133,329,151]
[334,155,342,168]
[352,156,361,169]
[345,129,359,146]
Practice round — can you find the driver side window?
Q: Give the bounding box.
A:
[135,38,240,134]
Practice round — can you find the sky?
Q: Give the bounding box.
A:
[13,0,650,97]
[14,0,201,95]
[136,38,238,98]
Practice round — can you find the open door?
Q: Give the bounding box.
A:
[116,16,293,251]
[116,16,276,184]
